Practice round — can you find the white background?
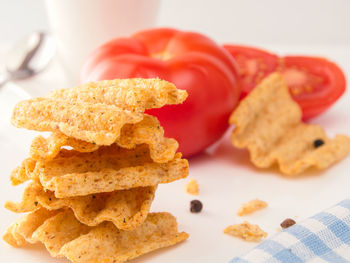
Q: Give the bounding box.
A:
[1,1,350,263]
[1,0,350,46]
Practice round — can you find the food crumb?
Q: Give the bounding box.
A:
[224,221,267,242]
[237,199,267,216]
[185,179,199,195]
[190,200,203,213]
[280,218,296,229]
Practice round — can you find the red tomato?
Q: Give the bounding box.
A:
[81,28,241,157]
[223,45,346,119]
[223,45,279,98]
[280,56,346,119]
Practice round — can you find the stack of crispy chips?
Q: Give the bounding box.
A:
[3,79,190,263]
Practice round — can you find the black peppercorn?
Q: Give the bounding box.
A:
[314,139,325,148]
[190,200,203,213]
[280,218,296,229]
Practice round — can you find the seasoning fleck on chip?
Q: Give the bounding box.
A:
[280,218,296,229]
[224,221,267,242]
[314,139,325,148]
[190,200,203,213]
[185,179,199,195]
[237,199,267,216]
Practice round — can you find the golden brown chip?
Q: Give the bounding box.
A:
[224,221,267,242]
[237,199,268,216]
[230,73,350,175]
[30,115,178,163]
[30,132,99,161]
[60,212,188,263]
[5,181,156,230]
[11,98,143,145]
[10,158,37,186]
[116,115,179,163]
[10,149,80,186]
[48,78,188,112]
[3,208,61,247]
[34,210,90,257]
[4,209,189,263]
[30,145,188,198]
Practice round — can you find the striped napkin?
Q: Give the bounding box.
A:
[231,199,350,263]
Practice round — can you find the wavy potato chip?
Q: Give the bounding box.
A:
[11,98,143,145]
[3,208,61,247]
[10,158,37,186]
[4,209,189,262]
[11,144,188,191]
[29,145,188,197]
[30,114,178,163]
[10,149,80,186]
[30,133,99,161]
[116,114,179,163]
[230,73,350,175]
[48,78,188,112]
[5,181,156,230]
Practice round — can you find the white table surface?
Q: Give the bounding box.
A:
[0,45,350,262]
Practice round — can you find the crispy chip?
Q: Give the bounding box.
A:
[3,208,61,247]
[224,221,267,242]
[10,158,37,186]
[48,78,188,112]
[30,115,178,163]
[11,98,143,145]
[30,133,99,161]
[10,148,85,186]
[230,73,350,175]
[4,209,189,262]
[116,115,178,163]
[19,144,188,197]
[10,149,81,186]
[5,181,156,230]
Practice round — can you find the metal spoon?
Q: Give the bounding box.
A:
[0,32,56,88]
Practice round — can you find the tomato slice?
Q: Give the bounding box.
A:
[223,45,279,98]
[279,56,346,119]
[223,45,347,120]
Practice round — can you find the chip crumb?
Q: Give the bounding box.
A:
[280,218,296,229]
[237,199,268,216]
[185,179,199,195]
[224,221,267,242]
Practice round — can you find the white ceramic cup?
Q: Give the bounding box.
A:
[45,0,160,84]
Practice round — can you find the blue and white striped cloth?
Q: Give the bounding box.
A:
[231,199,350,263]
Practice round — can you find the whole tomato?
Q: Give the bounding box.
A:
[81,28,240,157]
